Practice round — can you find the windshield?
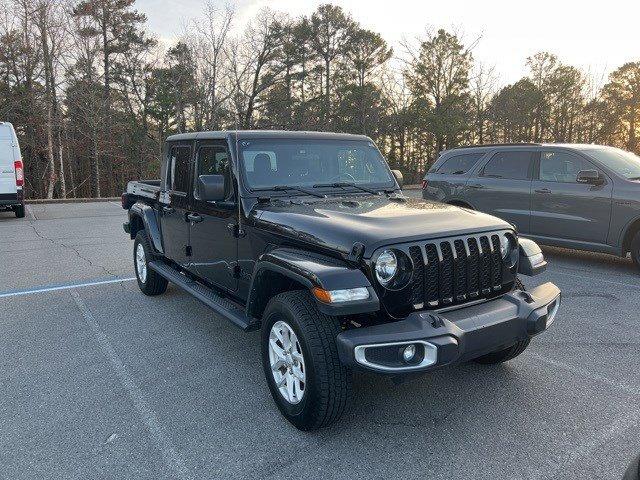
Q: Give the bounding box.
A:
[581,146,640,179]
[238,138,395,191]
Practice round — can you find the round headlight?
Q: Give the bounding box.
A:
[499,233,514,259]
[375,250,398,285]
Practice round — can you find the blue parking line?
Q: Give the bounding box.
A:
[0,277,136,299]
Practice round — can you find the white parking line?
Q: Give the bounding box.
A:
[547,268,640,290]
[0,277,136,299]
[528,352,640,479]
[70,290,192,480]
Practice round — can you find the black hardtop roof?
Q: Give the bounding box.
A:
[166,130,372,143]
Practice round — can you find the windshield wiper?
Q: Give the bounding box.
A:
[312,182,383,195]
[253,185,325,198]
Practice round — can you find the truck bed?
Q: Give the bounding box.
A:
[126,180,160,199]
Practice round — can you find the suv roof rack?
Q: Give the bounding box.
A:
[448,143,541,150]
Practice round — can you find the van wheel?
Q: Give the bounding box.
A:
[261,291,352,431]
[475,277,529,364]
[14,204,25,218]
[134,231,168,296]
[631,231,640,272]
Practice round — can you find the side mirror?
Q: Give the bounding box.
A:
[197,174,225,202]
[392,169,403,188]
[576,169,603,185]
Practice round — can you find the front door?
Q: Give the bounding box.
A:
[160,143,192,266]
[464,150,535,234]
[530,149,613,244]
[188,141,238,293]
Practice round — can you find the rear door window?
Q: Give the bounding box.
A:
[482,151,534,180]
[437,153,484,174]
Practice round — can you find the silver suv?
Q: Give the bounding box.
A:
[422,143,640,270]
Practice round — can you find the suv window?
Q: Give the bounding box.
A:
[539,151,593,183]
[168,145,191,193]
[437,153,484,174]
[482,151,533,180]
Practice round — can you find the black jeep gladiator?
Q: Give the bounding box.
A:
[122,130,561,430]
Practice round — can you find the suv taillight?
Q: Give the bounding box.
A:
[421,179,428,189]
[14,160,24,187]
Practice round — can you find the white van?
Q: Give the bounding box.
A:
[0,122,24,218]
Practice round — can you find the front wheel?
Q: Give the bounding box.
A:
[261,291,352,431]
[133,231,168,296]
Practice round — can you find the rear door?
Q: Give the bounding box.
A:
[160,143,192,266]
[530,149,613,244]
[464,150,535,233]
[0,125,17,195]
[188,141,238,292]
[423,152,485,202]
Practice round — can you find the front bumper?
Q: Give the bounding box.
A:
[336,282,560,374]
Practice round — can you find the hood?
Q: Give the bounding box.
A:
[253,195,512,257]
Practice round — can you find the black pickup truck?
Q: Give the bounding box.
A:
[122,130,561,430]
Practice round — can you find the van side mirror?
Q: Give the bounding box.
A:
[576,169,603,185]
[198,174,226,201]
[392,170,403,188]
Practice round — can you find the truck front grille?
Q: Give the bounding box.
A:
[409,234,505,309]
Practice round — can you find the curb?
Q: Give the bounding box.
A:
[26,197,121,205]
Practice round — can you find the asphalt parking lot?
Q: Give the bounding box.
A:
[1,198,639,480]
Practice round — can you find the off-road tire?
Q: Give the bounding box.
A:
[631,231,640,272]
[134,231,168,296]
[261,290,352,431]
[474,277,530,364]
[14,204,25,218]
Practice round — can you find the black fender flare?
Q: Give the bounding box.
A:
[129,202,164,254]
[247,248,379,318]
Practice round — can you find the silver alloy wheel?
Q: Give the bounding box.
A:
[268,320,306,404]
[136,243,147,283]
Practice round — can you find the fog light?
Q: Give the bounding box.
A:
[402,344,416,362]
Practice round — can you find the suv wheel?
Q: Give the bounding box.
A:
[14,204,25,218]
[134,231,168,296]
[474,277,530,364]
[631,231,640,272]
[261,291,352,431]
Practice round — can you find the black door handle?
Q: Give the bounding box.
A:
[162,206,174,213]
[468,184,484,189]
[535,188,551,194]
[187,213,203,223]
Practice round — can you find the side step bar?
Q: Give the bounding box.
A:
[148,260,259,332]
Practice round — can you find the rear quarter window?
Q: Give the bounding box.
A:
[436,152,484,174]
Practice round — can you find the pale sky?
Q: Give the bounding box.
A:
[136,0,639,87]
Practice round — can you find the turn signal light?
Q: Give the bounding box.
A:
[14,160,24,187]
[312,287,369,304]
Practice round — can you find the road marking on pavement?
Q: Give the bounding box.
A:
[530,352,640,397]
[0,277,136,299]
[547,268,640,290]
[528,353,640,479]
[69,290,193,480]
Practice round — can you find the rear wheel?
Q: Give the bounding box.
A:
[631,231,640,272]
[133,231,168,296]
[261,291,352,431]
[474,277,530,365]
[14,204,25,218]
